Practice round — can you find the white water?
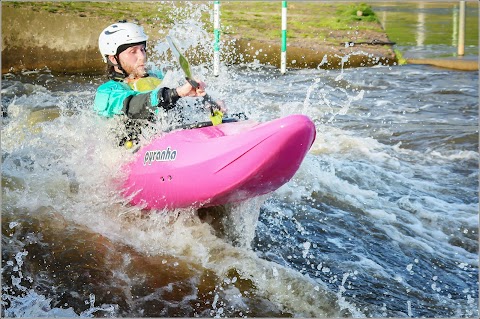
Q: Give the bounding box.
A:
[2,3,478,318]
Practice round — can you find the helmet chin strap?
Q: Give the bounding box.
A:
[107,55,129,78]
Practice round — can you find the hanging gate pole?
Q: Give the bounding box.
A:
[281,1,287,74]
[213,1,221,76]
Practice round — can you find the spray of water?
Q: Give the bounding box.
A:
[2,2,478,317]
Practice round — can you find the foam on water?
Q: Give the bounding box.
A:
[3,66,478,318]
[2,2,478,317]
[1,80,350,317]
[241,57,478,317]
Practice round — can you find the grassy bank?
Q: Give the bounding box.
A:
[221,2,382,42]
[6,1,386,44]
[3,1,396,73]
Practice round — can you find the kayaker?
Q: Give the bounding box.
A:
[94,20,209,148]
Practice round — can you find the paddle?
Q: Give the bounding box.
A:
[166,36,224,125]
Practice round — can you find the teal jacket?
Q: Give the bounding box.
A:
[94,72,180,119]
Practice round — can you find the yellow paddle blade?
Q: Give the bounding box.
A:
[166,36,193,79]
[210,110,223,126]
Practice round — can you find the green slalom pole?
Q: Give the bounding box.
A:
[213,1,220,76]
[281,1,287,74]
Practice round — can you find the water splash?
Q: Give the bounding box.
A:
[2,2,478,317]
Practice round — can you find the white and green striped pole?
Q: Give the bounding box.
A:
[213,1,220,76]
[281,1,287,74]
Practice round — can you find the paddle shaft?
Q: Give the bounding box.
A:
[165,36,221,115]
[185,77,219,116]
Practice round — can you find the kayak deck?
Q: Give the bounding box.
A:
[121,114,316,210]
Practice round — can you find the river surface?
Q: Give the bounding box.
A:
[372,1,479,58]
[1,2,479,318]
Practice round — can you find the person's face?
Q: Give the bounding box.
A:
[113,43,147,78]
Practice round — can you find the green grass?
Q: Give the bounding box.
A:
[220,2,384,43]
[5,1,385,44]
[6,1,177,24]
[336,3,378,23]
[394,49,407,65]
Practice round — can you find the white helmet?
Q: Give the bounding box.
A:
[98,21,148,63]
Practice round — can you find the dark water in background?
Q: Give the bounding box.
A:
[2,2,479,318]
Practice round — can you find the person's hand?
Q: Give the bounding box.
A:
[176,79,207,97]
[176,79,227,113]
[210,99,227,114]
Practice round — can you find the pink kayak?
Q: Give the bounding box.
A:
[121,114,316,210]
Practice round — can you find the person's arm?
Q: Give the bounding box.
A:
[123,87,180,119]
[94,80,205,119]
[94,81,179,119]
